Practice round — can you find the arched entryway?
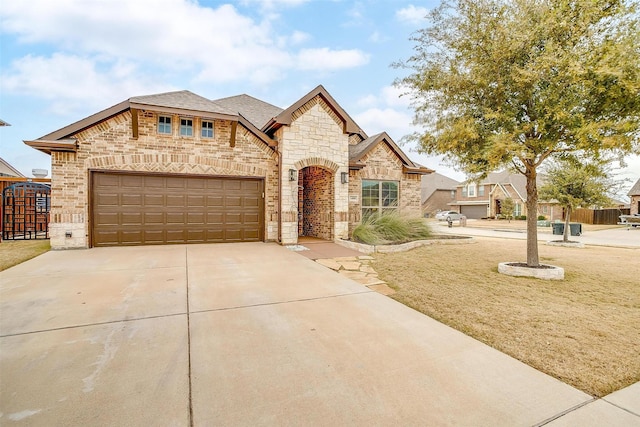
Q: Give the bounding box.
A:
[297,166,334,240]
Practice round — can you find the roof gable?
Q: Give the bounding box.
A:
[421,172,460,200]
[0,157,24,177]
[629,178,640,196]
[264,85,365,137]
[349,132,433,174]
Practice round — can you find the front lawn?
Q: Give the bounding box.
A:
[0,240,51,271]
[373,237,640,397]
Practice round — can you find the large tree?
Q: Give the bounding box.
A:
[540,159,618,242]
[397,0,640,266]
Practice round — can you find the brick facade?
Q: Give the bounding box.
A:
[36,87,429,249]
[348,144,423,234]
[50,110,278,248]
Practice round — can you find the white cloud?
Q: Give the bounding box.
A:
[0,54,173,116]
[396,5,429,26]
[0,0,370,111]
[296,48,370,71]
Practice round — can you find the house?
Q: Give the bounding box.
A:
[451,170,562,220]
[629,178,640,215]
[0,157,25,178]
[25,85,432,249]
[421,172,459,216]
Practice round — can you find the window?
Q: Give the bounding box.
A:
[180,118,193,136]
[450,190,456,199]
[467,183,476,197]
[362,180,398,219]
[158,116,172,134]
[478,185,485,197]
[462,186,467,197]
[514,203,522,217]
[201,121,214,138]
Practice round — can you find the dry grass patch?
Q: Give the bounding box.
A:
[0,240,50,271]
[373,237,640,397]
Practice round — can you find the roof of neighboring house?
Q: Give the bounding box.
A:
[628,178,640,196]
[421,172,460,201]
[213,94,284,129]
[0,157,25,177]
[0,119,10,126]
[349,132,433,174]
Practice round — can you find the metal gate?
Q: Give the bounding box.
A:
[2,182,51,240]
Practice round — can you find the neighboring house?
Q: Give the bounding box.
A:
[0,157,25,178]
[629,178,640,215]
[451,170,562,220]
[25,85,432,249]
[421,172,459,216]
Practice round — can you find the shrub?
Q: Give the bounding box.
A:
[352,211,431,245]
[538,215,547,220]
[516,215,527,220]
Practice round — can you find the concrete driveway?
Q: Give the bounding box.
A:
[1,243,637,425]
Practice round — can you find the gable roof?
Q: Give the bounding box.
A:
[0,119,10,126]
[349,132,433,175]
[36,90,238,142]
[263,85,365,137]
[421,172,460,201]
[629,178,640,196]
[25,90,275,153]
[213,94,283,129]
[0,157,24,177]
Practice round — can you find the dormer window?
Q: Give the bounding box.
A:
[468,183,476,197]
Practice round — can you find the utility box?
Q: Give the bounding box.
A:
[552,223,582,236]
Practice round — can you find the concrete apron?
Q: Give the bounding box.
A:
[0,243,631,425]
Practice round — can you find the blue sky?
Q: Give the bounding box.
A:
[1,0,638,198]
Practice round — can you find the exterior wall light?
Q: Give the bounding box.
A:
[341,172,348,184]
[289,169,297,181]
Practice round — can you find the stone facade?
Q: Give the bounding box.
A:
[49,110,278,248]
[277,97,349,244]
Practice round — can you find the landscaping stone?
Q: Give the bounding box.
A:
[315,259,342,270]
[340,261,361,271]
[498,262,565,280]
[367,284,396,296]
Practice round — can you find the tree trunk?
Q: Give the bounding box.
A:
[563,206,571,243]
[525,169,540,267]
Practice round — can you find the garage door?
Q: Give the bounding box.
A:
[91,172,264,247]
[460,205,488,219]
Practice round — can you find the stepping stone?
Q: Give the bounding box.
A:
[340,261,361,271]
[315,259,341,271]
[367,283,396,296]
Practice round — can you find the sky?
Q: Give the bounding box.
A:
[1,0,638,200]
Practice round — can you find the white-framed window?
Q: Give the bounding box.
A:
[158,116,172,134]
[478,185,485,197]
[468,183,476,197]
[451,190,456,199]
[462,186,467,197]
[362,180,399,219]
[180,118,193,136]
[515,203,522,217]
[201,120,214,138]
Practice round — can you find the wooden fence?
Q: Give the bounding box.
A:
[571,208,631,225]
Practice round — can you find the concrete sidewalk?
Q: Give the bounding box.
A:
[1,243,638,425]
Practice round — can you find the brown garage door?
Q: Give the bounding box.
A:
[91,172,264,247]
[460,204,488,219]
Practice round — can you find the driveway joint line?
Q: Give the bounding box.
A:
[0,312,187,338]
[601,398,640,418]
[532,397,597,426]
[189,290,375,315]
[185,247,194,427]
